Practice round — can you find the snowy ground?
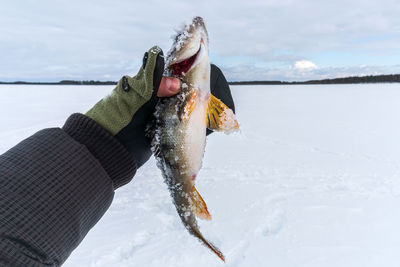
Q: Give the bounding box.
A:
[1,84,400,266]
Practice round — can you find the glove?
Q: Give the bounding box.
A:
[86,46,172,168]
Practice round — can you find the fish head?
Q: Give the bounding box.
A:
[166,16,210,94]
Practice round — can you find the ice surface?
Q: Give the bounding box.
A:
[1,84,400,266]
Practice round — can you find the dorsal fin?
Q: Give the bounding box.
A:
[207,94,239,133]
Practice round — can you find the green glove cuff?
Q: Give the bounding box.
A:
[86,46,161,135]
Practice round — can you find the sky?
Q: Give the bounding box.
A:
[1,0,400,82]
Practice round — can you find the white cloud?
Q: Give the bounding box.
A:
[294,60,318,71]
[223,64,400,82]
[1,0,400,81]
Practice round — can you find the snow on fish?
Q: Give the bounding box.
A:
[148,17,239,262]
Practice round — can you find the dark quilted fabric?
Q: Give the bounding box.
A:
[0,114,137,266]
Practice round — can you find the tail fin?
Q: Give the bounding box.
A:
[191,228,226,262]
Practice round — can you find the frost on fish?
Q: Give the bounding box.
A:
[207,94,239,133]
[167,21,195,67]
[147,16,230,262]
[219,109,239,134]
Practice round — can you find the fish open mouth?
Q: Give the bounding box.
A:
[170,44,202,76]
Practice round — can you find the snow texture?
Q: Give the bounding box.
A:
[1,84,400,266]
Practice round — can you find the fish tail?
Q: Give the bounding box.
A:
[191,228,225,262]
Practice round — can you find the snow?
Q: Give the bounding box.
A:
[1,83,400,266]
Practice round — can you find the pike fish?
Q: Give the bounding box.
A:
[149,17,239,262]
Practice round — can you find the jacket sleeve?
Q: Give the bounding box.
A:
[0,113,136,266]
[207,64,236,135]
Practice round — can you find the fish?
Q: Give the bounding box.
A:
[149,16,239,262]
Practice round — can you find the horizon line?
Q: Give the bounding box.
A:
[1,73,400,85]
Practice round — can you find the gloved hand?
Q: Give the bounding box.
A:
[86,46,180,168]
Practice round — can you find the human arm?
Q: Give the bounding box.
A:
[0,46,179,266]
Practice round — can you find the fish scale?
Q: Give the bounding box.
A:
[148,16,239,262]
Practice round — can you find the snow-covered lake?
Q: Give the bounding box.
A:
[1,83,400,267]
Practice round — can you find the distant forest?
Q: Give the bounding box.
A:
[229,74,400,85]
[0,80,117,85]
[1,74,400,85]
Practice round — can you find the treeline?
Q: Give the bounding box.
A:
[0,80,117,85]
[57,80,117,85]
[303,74,400,84]
[230,74,400,85]
[1,74,400,85]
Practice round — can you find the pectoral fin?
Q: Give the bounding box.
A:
[207,94,239,132]
[191,186,212,220]
[181,89,198,120]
